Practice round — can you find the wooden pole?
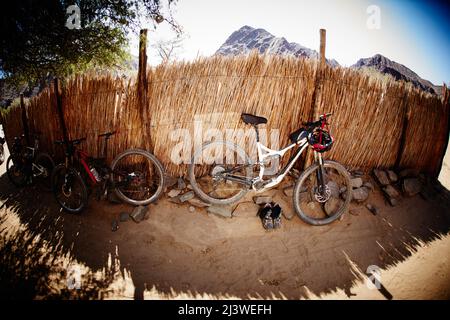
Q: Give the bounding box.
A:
[20,93,30,146]
[54,78,68,143]
[303,29,326,170]
[394,89,410,170]
[319,29,326,69]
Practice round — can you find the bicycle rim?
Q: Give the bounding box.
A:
[111,149,164,205]
[52,166,87,213]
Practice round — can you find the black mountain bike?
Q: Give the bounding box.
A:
[189,113,352,226]
[6,133,54,189]
[51,131,165,213]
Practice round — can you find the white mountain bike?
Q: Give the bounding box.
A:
[188,113,352,226]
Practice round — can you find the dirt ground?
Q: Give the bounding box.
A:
[0,141,450,299]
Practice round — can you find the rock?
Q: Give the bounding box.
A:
[273,193,295,220]
[402,178,422,197]
[350,177,363,189]
[399,168,420,179]
[340,186,347,194]
[387,197,399,206]
[177,177,187,190]
[232,202,260,218]
[253,196,272,205]
[107,192,122,204]
[164,175,178,188]
[179,191,195,202]
[187,184,194,190]
[189,206,196,213]
[343,187,369,202]
[327,181,340,198]
[363,181,374,191]
[373,169,390,186]
[130,206,149,223]
[119,212,129,222]
[352,169,364,177]
[387,170,398,183]
[366,203,379,215]
[188,197,210,208]
[283,186,294,197]
[167,189,182,198]
[324,198,342,216]
[111,220,119,232]
[383,185,400,199]
[207,205,233,218]
[168,196,182,204]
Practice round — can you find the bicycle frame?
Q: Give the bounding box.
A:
[223,135,313,191]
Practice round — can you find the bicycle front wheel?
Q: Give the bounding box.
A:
[34,152,55,191]
[293,160,352,226]
[188,141,252,205]
[6,155,28,187]
[110,149,165,206]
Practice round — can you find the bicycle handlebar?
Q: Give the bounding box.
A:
[54,138,87,145]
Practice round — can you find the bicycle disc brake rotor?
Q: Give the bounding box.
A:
[313,184,331,203]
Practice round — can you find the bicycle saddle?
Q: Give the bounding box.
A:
[241,113,268,125]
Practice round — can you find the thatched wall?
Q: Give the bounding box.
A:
[1,54,449,177]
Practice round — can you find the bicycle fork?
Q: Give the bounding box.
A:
[314,151,328,202]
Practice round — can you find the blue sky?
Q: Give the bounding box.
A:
[135,0,449,86]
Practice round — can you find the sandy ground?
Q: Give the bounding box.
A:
[0,138,449,299]
[1,178,449,299]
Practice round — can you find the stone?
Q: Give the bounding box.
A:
[324,198,342,216]
[273,193,295,220]
[168,196,182,204]
[373,169,390,186]
[350,177,363,189]
[402,178,422,197]
[253,196,272,205]
[399,168,420,179]
[167,189,182,198]
[119,212,129,222]
[232,202,260,218]
[283,186,294,197]
[363,181,374,191]
[327,181,340,198]
[366,204,379,215]
[164,175,178,188]
[111,220,119,232]
[344,187,369,202]
[179,191,195,203]
[207,205,232,218]
[383,185,400,199]
[107,192,122,204]
[130,206,149,223]
[352,169,364,177]
[177,177,187,190]
[188,197,210,208]
[340,186,347,194]
[387,197,399,207]
[187,184,194,190]
[189,206,196,213]
[387,170,398,183]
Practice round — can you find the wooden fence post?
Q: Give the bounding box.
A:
[137,28,153,151]
[54,78,68,143]
[303,29,326,170]
[20,93,31,146]
[394,89,410,171]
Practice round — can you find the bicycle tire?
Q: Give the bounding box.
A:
[51,164,88,213]
[188,140,252,205]
[6,155,27,187]
[110,148,165,206]
[293,160,352,226]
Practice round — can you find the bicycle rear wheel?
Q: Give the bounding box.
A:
[110,149,165,206]
[188,141,252,205]
[293,160,352,226]
[51,164,88,213]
